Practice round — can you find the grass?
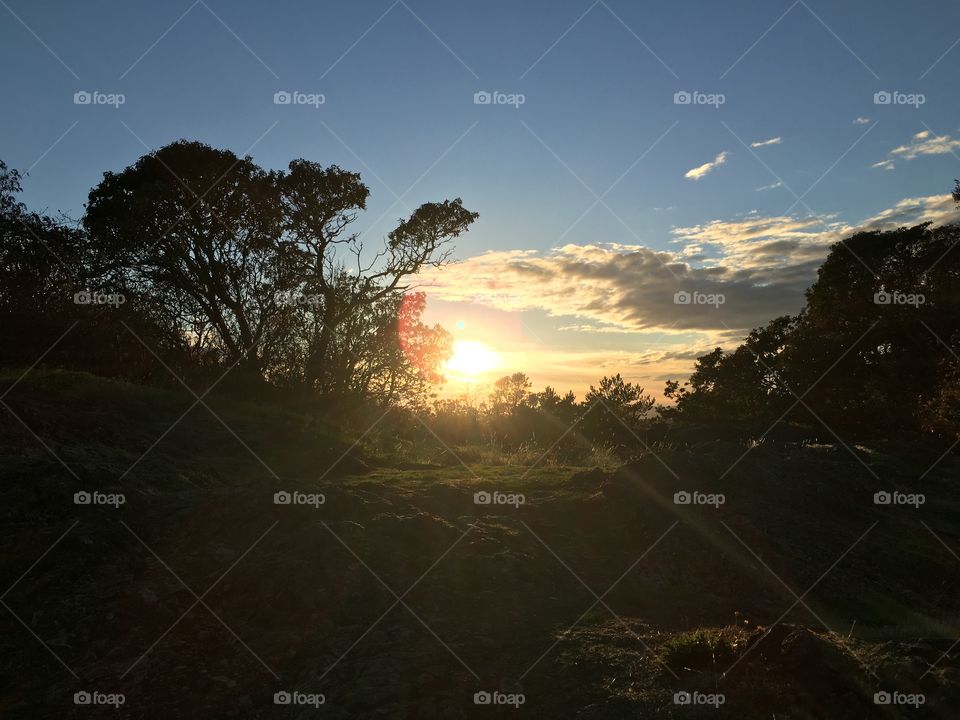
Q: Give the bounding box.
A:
[661,628,740,672]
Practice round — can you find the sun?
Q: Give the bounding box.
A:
[445,340,500,381]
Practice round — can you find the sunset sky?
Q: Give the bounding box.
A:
[4,0,960,397]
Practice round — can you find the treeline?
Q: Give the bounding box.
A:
[663,220,960,443]
[421,372,660,460]
[0,143,476,405]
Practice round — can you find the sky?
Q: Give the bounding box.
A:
[3,0,960,398]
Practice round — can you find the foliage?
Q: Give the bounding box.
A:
[1,145,476,404]
[664,222,960,441]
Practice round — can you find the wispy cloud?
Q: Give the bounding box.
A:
[755,181,784,191]
[853,116,871,125]
[684,151,729,180]
[750,136,782,148]
[889,129,960,160]
[874,129,960,168]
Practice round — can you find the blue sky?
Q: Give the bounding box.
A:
[3,0,960,394]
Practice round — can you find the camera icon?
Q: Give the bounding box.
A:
[473,691,492,705]
[873,291,891,305]
[274,691,292,705]
[473,491,492,505]
[873,691,891,705]
[274,491,291,505]
[73,91,92,105]
[873,491,891,505]
[673,491,692,505]
[673,691,692,705]
[673,90,691,105]
[673,291,691,305]
[274,91,292,105]
[74,491,92,505]
[73,289,92,305]
[473,91,492,105]
[874,91,891,105]
[74,691,92,705]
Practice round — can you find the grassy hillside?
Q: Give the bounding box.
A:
[2,371,959,718]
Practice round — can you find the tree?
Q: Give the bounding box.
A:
[583,374,654,448]
[0,160,193,381]
[84,141,288,381]
[664,223,960,441]
[83,141,478,397]
[489,373,533,415]
[277,159,476,391]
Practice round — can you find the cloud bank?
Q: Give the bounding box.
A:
[423,195,958,335]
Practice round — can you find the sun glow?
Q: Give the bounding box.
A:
[445,340,500,381]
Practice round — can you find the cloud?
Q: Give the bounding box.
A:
[684,151,729,180]
[422,195,959,338]
[750,137,782,148]
[859,194,958,229]
[755,181,784,191]
[873,129,960,169]
[853,117,871,125]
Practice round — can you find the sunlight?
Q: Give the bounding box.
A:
[445,339,500,381]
